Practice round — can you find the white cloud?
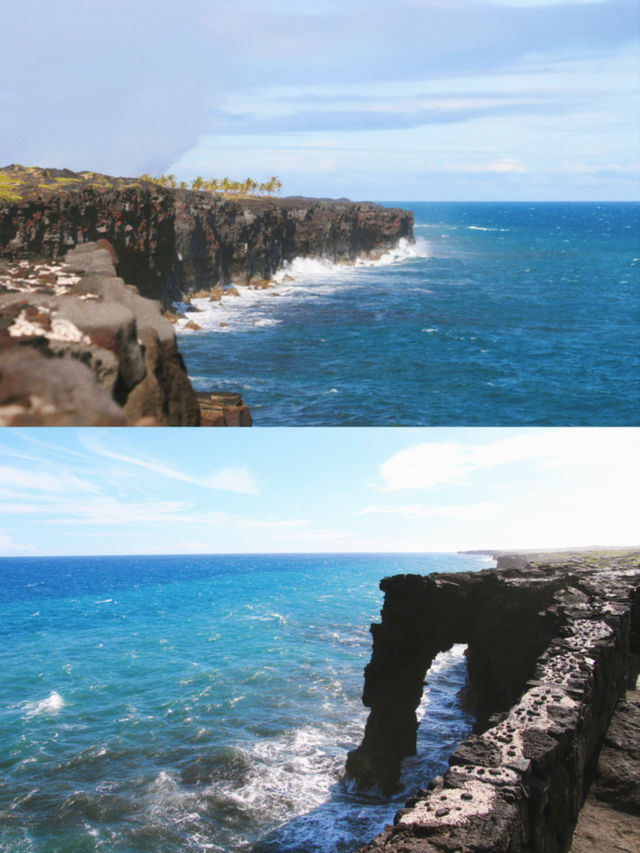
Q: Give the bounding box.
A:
[485,158,526,173]
[204,467,259,495]
[174,541,209,552]
[358,502,498,520]
[0,464,100,496]
[235,518,309,530]
[379,442,471,490]
[378,429,640,491]
[0,530,36,555]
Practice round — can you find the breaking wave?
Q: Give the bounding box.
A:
[174,237,429,336]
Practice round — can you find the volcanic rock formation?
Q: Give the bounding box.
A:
[0,242,200,425]
[347,551,640,852]
[0,165,414,306]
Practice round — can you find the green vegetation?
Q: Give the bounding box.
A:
[0,173,22,201]
[139,173,283,198]
[528,547,640,569]
[0,165,132,201]
[0,165,282,202]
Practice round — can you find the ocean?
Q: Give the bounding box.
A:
[176,201,639,426]
[0,551,490,852]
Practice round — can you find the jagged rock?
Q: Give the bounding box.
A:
[0,346,126,425]
[0,166,413,423]
[349,551,640,853]
[1,165,414,307]
[0,243,200,425]
[196,391,252,426]
[569,688,640,852]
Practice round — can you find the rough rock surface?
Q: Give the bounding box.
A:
[347,551,640,852]
[1,165,414,306]
[570,685,640,852]
[196,391,252,427]
[0,242,200,425]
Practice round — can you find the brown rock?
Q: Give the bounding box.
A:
[0,244,200,425]
[196,391,252,427]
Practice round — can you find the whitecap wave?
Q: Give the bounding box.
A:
[175,236,429,336]
[23,690,65,718]
[355,236,430,266]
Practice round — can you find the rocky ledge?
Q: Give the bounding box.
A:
[0,165,414,306]
[347,550,640,852]
[0,242,248,425]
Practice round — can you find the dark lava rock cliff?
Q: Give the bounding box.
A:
[0,165,413,425]
[0,165,414,306]
[347,550,640,852]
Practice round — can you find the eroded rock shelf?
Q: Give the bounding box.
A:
[348,551,640,852]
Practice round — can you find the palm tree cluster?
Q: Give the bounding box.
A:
[139,174,282,198]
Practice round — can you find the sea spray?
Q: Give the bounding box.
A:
[174,236,430,336]
[1,552,487,852]
[176,202,639,425]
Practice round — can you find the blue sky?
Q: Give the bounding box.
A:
[0,428,637,556]
[3,0,638,199]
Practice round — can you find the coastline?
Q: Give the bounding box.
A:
[0,165,414,426]
[349,548,640,852]
[0,165,414,306]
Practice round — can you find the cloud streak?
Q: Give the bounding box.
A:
[80,435,259,495]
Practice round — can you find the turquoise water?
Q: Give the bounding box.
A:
[0,552,489,852]
[177,202,640,425]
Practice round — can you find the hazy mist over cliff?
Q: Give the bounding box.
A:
[2,0,638,199]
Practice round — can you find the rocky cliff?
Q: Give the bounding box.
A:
[0,166,414,306]
[347,550,640,852]
[0,242,201,425]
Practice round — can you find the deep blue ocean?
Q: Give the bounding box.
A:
[0,552,490,852]
[176,202,639,425]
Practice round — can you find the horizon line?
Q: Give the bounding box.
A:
[2,545,638,560]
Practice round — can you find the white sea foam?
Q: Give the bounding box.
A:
[416,644,467,722]
[175,237,429,337]
[468,225,510,232]
[355,236,430,266]
[23,690,65,718]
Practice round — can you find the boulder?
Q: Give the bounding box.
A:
[0,243,200,425]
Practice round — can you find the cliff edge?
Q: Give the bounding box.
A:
[0,165,413,424]
[347,550,640,852]
[0,165,414,306]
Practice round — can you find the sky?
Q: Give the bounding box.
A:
[2,0,638,200]
[0,427,638,556]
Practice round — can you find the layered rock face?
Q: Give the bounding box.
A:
[1,167,408,424]
[0,166,414,306]
[0,243,200,425]
[347,552,640,852]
